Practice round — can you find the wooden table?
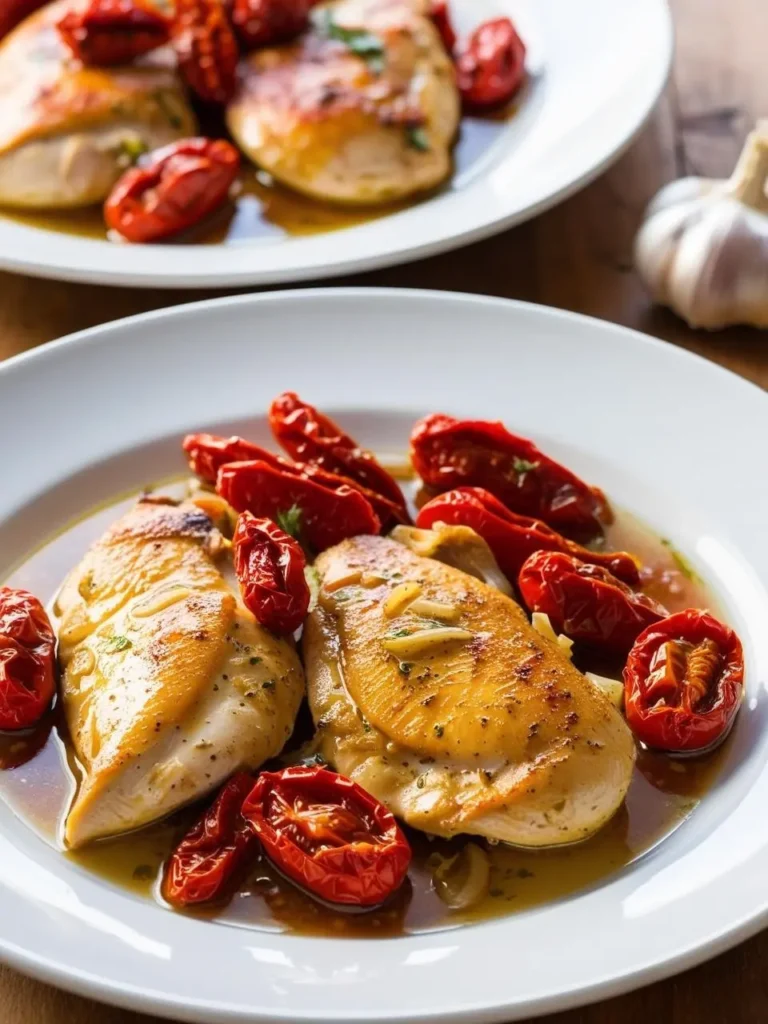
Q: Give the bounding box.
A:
[1,0,767,1020]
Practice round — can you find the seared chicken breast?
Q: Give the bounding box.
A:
[0,0,195,209]
[227,0,460,205]
[304,534,636,847]
[56,498,304,848]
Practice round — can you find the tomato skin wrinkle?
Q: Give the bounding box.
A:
[171,0,239,103]
[56,0,170,66]
[162,773,257,907]
[104,138,240,244]
[242,765,411,908]
[230,0,313,49]
[518,550,667,655]
[233,512,310,635]
[182,431,404,529]
[0,587,57,732]
[269,392,410,523]
[623,609,744,754]
[455,17,526,112]
[217,459,380,553]
[416,487,640,585]
[410,413,610,542]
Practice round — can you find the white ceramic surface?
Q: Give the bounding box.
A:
[0,0,672,288]
[1,288,767,1023]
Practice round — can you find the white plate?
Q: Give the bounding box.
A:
[0,0,672,288]
[2,288,767,1024]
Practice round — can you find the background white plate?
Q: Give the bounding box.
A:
[2,288,767,1024]
[0,0,672,288]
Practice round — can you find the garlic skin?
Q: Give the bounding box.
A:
[635,125,768,329]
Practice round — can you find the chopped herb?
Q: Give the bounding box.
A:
[661,538,699,581]
[262,679,276,690]
[153,90,183,129]
[277,504,303,539]
[314,9,386,73]
[391,572,403,580]
[105,635,132,653]
[304,565,321,612]
[118,136,148,165]
[388,628,412,639]
[489,887,504,898]
[513,457,539,482]
[406,125,430,151]
[434,724,444,738]
[416,776,426,789]
[398,662,413,676]
[517,868,534,879]
[249,656,262,665]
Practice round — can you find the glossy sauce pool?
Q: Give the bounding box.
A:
[0,114,510,244]
[0,482,726,937]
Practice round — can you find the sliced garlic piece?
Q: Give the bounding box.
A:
[383,581,422,617]
[586,672,624,710]
[408,597,461,623]
[532,612,574,658]
[381,626,474,657]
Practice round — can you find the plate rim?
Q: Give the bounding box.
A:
[2,287,767,1024]
[0,0,674,288]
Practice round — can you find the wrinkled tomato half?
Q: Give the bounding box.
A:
[162,773,257,907]
[0,587,57,731]
[518,550,667,655]
[104,137,239,243]
[242,765,411,908]
[624,609,744,754]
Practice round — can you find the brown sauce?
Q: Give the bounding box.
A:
[0,114,510,244]
[0,481,727,937]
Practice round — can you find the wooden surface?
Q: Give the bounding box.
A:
[1,0,767,1020]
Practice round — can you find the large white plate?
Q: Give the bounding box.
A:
[0,0,672,288]
[2,288,767,1023]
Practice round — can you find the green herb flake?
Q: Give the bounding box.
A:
[118,137,148,165]
[388,628,412,639]
[153,89,184,129]
[249,656,262,665]
[262,679,276,691]
[398,662,413,676]
[105,635,132,653]
[513,457,539,481]
[434,724,444,738]
[277,504,303,539]
[661,538,699,581]
[314,10,386,73]
[406,125,430,151]
[416,775,426,789]
[304,565,321,612]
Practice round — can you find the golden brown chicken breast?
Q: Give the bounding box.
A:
[56,498,304,848]
[304,534,636,847]
[0,0,195,209]
[227,0,460,205]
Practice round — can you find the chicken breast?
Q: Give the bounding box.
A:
[304,534,636,847]
[56,498,304,848]
[0,0,195,209]
[227,0,460,205]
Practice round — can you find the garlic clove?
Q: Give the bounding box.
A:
[634,124,768,330]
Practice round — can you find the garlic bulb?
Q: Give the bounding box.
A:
[635,124,768,329]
